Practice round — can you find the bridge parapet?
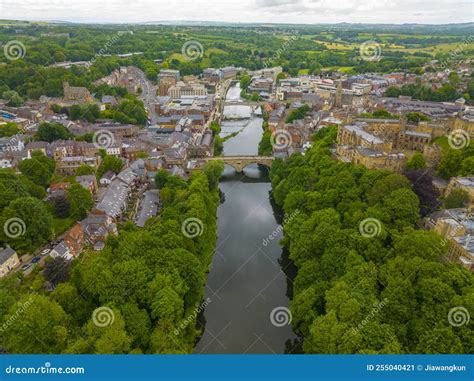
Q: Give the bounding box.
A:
[205,156,274,172]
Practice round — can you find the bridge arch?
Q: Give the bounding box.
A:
[206,156,274,173]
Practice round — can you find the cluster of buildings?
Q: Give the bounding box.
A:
[424,177,474,273]
[1,57,473,275]
[48,158,160,262]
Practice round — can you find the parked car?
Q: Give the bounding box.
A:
[21,264,32,272]
[40,249,50,256]
[31,257,41,264]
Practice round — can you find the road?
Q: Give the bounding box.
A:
[128,67,159,126]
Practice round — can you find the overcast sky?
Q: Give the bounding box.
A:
[0,0,472,24]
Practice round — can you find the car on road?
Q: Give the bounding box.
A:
[40,248,50,256]
[21,264,32,272]
[31,256,41,264]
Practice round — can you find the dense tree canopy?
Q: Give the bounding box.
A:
[35,122,74,143]
[271,126,473,354]
[0,163,223,354]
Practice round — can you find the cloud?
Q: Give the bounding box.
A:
[0,0,472,24]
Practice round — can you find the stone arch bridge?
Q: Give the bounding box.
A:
[205,155,274,172]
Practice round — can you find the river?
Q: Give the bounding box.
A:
[194,83,297,354]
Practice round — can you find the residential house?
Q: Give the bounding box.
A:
[76,175,98,194]
[135,190,160,227]
[0,246,20,277]
[50,242,74,261]
[64,223,86,257]
[445,177,474,207]
[56,155,101,175]
[100,170,116,186]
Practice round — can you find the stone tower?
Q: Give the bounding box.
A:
[335,80,343,109]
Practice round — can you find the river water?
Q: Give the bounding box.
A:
[194,83,297,354]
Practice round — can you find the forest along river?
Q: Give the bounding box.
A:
[195,83,298,354]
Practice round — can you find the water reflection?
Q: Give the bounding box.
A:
[195,84,297,354]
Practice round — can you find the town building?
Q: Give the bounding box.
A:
[63,82,93,103]
[0,246,19,277]
[425,208,474,272]
[445,177,474,207]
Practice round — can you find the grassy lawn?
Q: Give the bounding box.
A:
[52,217,76,237]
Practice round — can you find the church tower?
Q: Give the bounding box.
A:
[335,80,343,109]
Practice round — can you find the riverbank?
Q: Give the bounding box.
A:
[269,125,472,354]
[195,83,297,354]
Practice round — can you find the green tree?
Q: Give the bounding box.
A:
[406,152,426,169]
[18,153,56,188]
[2,295,69,354]
[437,149,464,179]
[97,155,124,178]
[444,189,469,209]
[2,90,24,107]
[213,135,223,156]
[76,164,95,176]
[0,122,20,138]
[52,195,71,218]
[0,197,53,251]
[154,169,170,189]
[203,160,224,192]
[68,104,82,120]
[35,122,73,143]
[240,75,252,91]
[67,183,94,219]
[44,257,71,285]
